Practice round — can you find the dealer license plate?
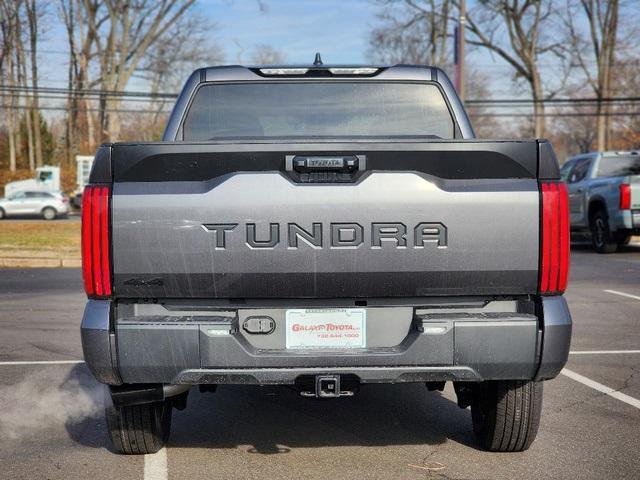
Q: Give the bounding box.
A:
[285,308,366,349]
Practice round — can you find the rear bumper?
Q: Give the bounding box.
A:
[81,296,572,386]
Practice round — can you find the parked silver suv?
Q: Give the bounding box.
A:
[0,190,69,220]
[561,151,640,253]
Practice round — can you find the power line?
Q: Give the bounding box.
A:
[8,88,640,108]
[0,104,171,114]
[0,85,177,100]
[466,103,640,109]
[466,97,640,105]
[468,112,640,118]
[1,85,640,106]
[0,93,172,104]
[1,103,637,118]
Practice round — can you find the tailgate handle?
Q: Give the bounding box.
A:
[285,155,366,183]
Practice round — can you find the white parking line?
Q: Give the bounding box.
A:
[144,448,168,480]
[0,360,84,366]
[561,368,640,410]
[604,289,640,301]
[570,350,640,355]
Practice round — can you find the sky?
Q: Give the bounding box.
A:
[34,0,554,133]
[198,0,376,65]
[37,0,568,94]
[39,0,379,90]
[35,0,593,116]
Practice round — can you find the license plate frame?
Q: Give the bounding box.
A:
[285,308,366,350]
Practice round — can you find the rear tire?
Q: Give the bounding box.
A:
[590,210,617,253]
[0,208,5,220]
[105,400,172,454]
[471,380,543,452]
[42,207,57,220]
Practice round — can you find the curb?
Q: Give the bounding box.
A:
[0,256,81,268]
[0,246,80,268]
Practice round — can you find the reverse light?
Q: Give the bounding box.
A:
[619,184,631,210]
[259,68,309,75]
[258,67,380,76]
[539,182,569,295]
[328,67,379,75]
[81,185,111,297]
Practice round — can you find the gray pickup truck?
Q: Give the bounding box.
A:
[561,151,640,253]
[80,62,572,454]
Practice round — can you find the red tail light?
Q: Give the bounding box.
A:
[620,184,631,210]
[81,185,111,297]
[539,182,569,295]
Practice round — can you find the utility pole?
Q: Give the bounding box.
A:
[456,0,466,103]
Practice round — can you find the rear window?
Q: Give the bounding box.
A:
[596,154,640,177]
[182,82,455,140]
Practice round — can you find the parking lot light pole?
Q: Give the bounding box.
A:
[456,0,466,103]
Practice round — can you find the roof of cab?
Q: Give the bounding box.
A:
[196,64,441,82]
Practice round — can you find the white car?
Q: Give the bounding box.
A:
[0,190,70,220]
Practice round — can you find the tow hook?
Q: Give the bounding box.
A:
[300,375,355,398]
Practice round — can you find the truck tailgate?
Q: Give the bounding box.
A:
[110,140,541,298]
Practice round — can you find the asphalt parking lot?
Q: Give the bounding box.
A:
[0,244,639,480]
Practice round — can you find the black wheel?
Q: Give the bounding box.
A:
[105,400,172,454]
[590,209,617,253]
[0,208,5,220]
[42,207,57,220]
[471,380,543,452]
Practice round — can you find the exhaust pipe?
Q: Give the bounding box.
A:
[110,383,191,407]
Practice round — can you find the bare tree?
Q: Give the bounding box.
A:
[610,57,640,150]
[547,96,597,158]
[564,0,619,150]
[460,0,562,138]
[11,2,37,171]
[59,0,78,165]
[250,45,285,65]
[136,13,223,138]
[139,14,222,94]
[59,0,103,162]
[58,0,199,144]
[464,70,501,137]
[93,0,196,141]
[368,0,452,66]
[367,2,503,135]
[0,0,21,171]
[25,0,43,167]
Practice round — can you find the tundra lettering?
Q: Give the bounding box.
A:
[201,222,448,249]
